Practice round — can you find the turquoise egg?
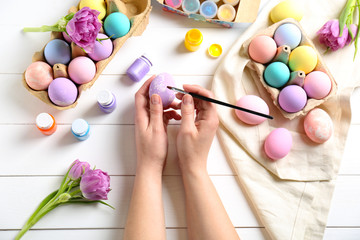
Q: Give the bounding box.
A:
[273,23,302,50]
[104,12,131,39]
[264,62,290,88]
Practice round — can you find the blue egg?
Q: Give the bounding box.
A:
[104,12,131,39]
[264,62,290,88]
[273,23,302,49]
[44,39,71,66]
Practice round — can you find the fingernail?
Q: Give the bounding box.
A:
[183,94,193,105]
[151,94,160,104]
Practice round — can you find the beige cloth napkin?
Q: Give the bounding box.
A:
[212,0,360,239]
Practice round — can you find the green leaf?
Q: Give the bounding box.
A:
[64,199,115,209]
[339,0,356,36]
[25,190,58,226]
[354,0,360,60]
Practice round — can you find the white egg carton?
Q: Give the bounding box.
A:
[240,18,338,120]
[22,0,152,110]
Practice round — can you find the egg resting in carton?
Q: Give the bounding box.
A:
[22,0,152,110]
[240,18,338,120]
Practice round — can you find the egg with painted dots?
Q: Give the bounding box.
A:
[304,108,333,144]
[149,73,176,108]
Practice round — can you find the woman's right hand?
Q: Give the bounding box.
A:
[176,84,219,174]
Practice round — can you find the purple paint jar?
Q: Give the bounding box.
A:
[97,90,117,113]
[126,55,153,82]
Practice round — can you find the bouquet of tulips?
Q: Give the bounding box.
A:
[15,160,112,240]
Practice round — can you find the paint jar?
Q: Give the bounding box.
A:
[223,0,239,6]
[200,1,218,19]
[71,118,90,141]
[165,0,182,8]
[126,55,153,82]
[217,4,236,22]
[97,89,117,113]
[36,113,57,136]
[184,29,203,52]
[182,0,200,14]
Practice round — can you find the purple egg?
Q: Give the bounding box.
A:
[48,78,78,107]
[87,33,113,61]
[149,73,175,108]
[278,85,307,113]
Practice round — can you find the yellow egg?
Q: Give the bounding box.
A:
[288,46,317,74]
[270,0,304,23]
[79,0,107,20]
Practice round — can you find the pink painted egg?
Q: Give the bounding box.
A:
[304,108,333,143]
[235,95,269,125]
[25,61,53,90]
[264,128,292,160]
[68,56,96,84]
[303,71,332,99]
[248,35,277,64]
[87,33,113,61]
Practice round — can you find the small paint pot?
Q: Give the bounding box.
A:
[36,113,57,136]
[165,0,182,8]
[97,89,117,113]
[217,4,236,22]
[200,1,218,19]
[223,0,239,6]
[126,55,152,82]
[71,119,90,141]
[182,0,200,14]
[184,29,203,52]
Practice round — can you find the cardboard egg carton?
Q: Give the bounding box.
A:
[240,18,338,120]
[22,0,152,110]
[156,0,260,28]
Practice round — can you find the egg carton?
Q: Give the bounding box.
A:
[22,0,152,110]
[240,18,338,120]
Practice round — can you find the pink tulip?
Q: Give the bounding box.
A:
[80,169,111,200]
[317,19,349,51]
[68,159,90,180]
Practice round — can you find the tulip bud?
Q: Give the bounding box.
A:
[68,159,90,180]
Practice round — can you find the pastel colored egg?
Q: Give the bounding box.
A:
[270,0,304,23]
[165,0,182,9]
[288,45,318,74]
[303,71,332,99]
[68,56,96,84]
[248,35,277,64]
[278,85,307,113]
[62,32,72,43]
[79,0,107,20]
[104,12,131,39]
[264,128,292,160]
[48,77,78,107]
[44,39,71,66]
[273,23,302,49]
[149,73,176,108]
[87,33,113,61]
[263,62,290,88]
[235,95,269,125]
[25,61,53,90]
[304,108,333,143]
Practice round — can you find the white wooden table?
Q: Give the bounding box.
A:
[1,0,359,239]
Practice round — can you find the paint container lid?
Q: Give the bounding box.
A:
[200,1,218,19]
[97,89,114,106]
[72,119,89,136]
[182,0,200,14]
[223,0,239,6]
[208,44,222,58]
[217,4,236,22]
[36,113,54,130]
[165,0,182,8]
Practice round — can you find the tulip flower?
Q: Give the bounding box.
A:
[15,160,113,240]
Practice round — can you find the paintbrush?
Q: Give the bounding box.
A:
[167,86,273,120]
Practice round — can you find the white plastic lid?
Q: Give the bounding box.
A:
[217,4,236,22]
[97,89,113,106]
[36,113,54,130]
[72,119,89,136]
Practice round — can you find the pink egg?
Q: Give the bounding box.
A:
[149,73,175,108]
[87,33,113,61]
[62,32,72,43]
[278,85,307,113]
[25,61,53,90]
[264,128,292,160]
[48,77,78,107]
[235,95,269,125]
[303,71,332,99]
[68,56,96,84]
[248,35,277,64]
[304,108,333,143]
